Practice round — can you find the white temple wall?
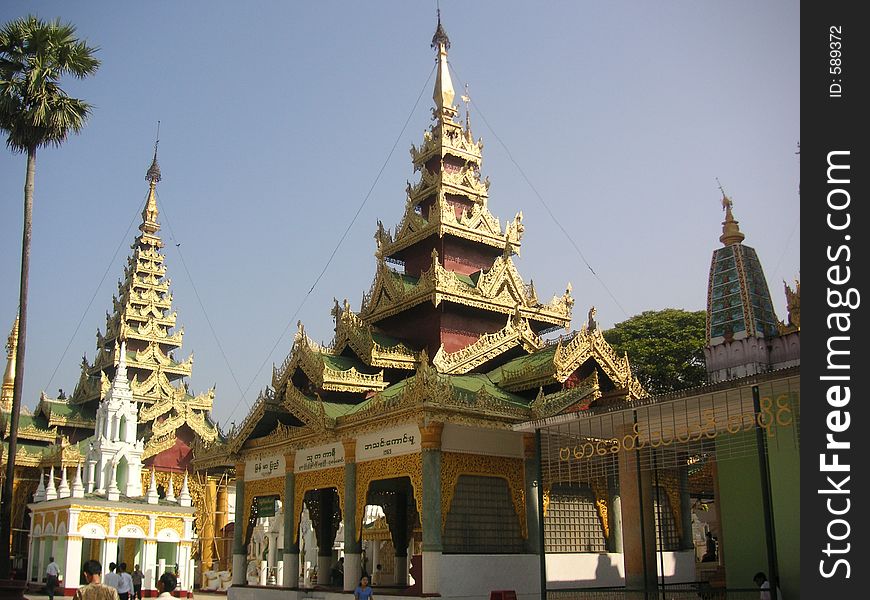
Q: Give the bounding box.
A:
[546,550,695,588]
[441,424,524,458]
[439,554,539,600]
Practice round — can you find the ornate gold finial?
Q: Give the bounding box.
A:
[716,179,745,246]
[432,11,456,119]
[2,315,19,412]
[141,124,162,235]
[461,83,472,132]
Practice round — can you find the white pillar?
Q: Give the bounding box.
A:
[143,541,158,593]
[259,560,268,585]
[422,551,440,594]
[103,538,118,575]
[344,553,360,591]
[158,558,166,582]
[370,541,379,584]
[276,560,284,587]
[64,537,83,592]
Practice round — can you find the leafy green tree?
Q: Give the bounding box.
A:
[603,308,707,394]
[0,15,99,577]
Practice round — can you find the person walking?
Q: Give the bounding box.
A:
[116,563,133,600]
[45,556,60,600]
[131,565,144,600]
[753,572,783,600]
[73,560,120,600]
[104,563,120,590]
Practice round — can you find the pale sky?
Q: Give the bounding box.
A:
[1,1,800,429]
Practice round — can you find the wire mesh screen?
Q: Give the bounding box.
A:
[540,374,799,483]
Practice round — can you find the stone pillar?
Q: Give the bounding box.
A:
[63,536,83,593]
[216,480,229,571]
[316,489,335,586]
[522,433,542,554]
[420,422,443,595]
[283,451,299,587]
[370,540,379,585]
[102,537,119,579]
[343,439,361,591]
[617,422,657,591]
[143,540,158,593]
[201,478,217,575]
[177,542,191,592]
[232,461,247,585]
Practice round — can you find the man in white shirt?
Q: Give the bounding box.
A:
[46,556,61,600]
[116,563,134,600]
[103,563,121,590]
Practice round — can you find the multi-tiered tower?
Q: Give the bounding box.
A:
[224,20,646,597]
[62,152,219,466]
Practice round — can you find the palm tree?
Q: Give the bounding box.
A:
[0,15,99,579]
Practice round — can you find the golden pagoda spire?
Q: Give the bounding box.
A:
[1,315,19,413]
[141,124,162,235]
[717,179,745,246]
[432,11,456,121]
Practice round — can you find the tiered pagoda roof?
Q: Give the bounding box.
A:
[216,20,646,459]
[3,152,220,471]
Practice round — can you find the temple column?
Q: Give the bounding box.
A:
[522,433,541,554]
[201,479,217,574]
[63,535,83,593]
[316,489,336,585]
[282,451,299,587]
[143,540,158,594]
[420,422,443,594]
[102,537,118,579]
[618,421,657,591]
[216,480,229,571]
[232,461,247,585]
[342,440,360,592]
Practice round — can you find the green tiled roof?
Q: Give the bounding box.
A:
[487,344,558,384]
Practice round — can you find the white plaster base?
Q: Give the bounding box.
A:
[546,550,696,589]
[439,554,539,600]
[343,552,360,591]
[283,552,298,587]
[232,554,247,585]
[422,551,440,594]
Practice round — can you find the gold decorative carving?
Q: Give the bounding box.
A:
[293,467,345,542]
[155,516,184,536]
[590,477,610,539]
[355,454,423,541]
[657,470,683,540]
[419,422,444,450]
[116,514,151,534]
[433,315,541,375]
[440,452,526,538]
[529,371,601,418]
[79,511,110,533]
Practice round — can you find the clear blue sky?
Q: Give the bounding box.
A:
[1,1,799,429]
